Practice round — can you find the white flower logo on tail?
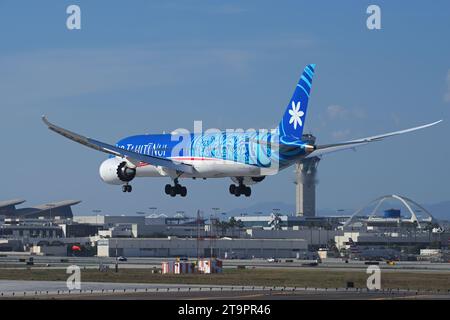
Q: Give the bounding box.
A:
[288,101,304,130]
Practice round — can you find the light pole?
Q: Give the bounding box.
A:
[115,239,118,273]
[196,210,202,261]
[176,210,185,224]
[91,209,102,268]
[273,208,280,223]
[212,208,220,223]
[46,203,56,220]
[92,209,102,263]
[92,210,102,225]
[149,207,157,216]
[210,214,214,258]
[211,208,220,258]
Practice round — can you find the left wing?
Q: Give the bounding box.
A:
[306,120,442,158]
[42,116,195,174]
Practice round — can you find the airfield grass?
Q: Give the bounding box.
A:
[0,268,448,291]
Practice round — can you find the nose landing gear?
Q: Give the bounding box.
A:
[122,184,132,193]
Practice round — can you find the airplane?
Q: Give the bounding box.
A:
[42,64,442,197]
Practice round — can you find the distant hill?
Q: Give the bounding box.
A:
[226,201,295,217]
[421,201,450,220]
[226,201,349,217]
[226,200,450,221]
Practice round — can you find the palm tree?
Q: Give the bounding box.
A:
[229,216,238,227]
[229,217,238,237]
[218,221,228,237]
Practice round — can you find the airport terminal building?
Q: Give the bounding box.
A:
[97,238,307,259]
[1,195,449,261]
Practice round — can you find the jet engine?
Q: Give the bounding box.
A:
[99,158,136,185]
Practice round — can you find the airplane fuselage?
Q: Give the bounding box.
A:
[100,132,310,183]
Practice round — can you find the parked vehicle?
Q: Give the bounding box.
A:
[301,262,318,267]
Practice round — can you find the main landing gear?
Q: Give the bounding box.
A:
[122,184,132,193]
[165,179,187,197]
[229,183,251,197]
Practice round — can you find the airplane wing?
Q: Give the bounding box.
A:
[42,116,195,174]
[306,120,442,158]
[249,139,315,153]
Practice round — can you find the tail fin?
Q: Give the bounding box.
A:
[279,64,316,145]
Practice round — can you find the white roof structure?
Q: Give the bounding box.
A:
[0,199,80,218]
[343,194,438,229]
[0,199,26,209]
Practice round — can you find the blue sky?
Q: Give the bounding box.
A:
[0,1,449,216]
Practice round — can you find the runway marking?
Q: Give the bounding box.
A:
[188,293,268,300]
[370,294,438,300]
[188,291,318,300]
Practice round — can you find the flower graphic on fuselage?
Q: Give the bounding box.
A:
[288,101,304,130]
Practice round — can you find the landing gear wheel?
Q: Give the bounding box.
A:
[122,185,132,193]
[231,184,251,197]
[165,184,171,195]
[165,179,187,197]
[127,185,132,192]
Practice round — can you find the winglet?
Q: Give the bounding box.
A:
[42,115,50,126]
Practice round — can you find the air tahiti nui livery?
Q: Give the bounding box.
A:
[43,64,442,197]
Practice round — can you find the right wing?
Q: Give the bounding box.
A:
[306,120,442,158]
[42,116,195,174]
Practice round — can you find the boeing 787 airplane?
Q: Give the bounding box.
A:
[43,64,441,197]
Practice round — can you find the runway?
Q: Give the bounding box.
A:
[1,256,449,273]
[0,279,228,294]
[0,255,448,299]
[1,280,449,300]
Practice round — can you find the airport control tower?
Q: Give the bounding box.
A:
[295,134,320,217]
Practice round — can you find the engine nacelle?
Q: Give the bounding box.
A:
[99,158,136,185]
[231,176,266,186]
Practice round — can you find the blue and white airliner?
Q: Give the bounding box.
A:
[43,64,441,197]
